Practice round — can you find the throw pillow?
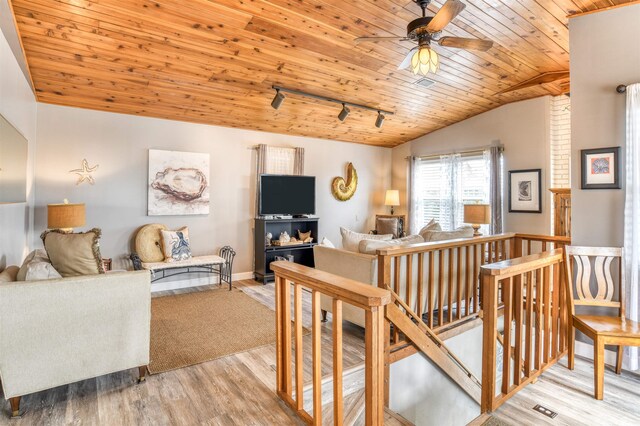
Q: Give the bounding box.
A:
[358,235,424,255]
[340,227,393,252]
[41,228,105,277]
[423,226,474,242]
[21,261,62,281]
[0,266,19,283]
[17,249,50,281]
[418,219,442,240]
[376,217,400,237]
[160,227,192,262]
[320,237,335,248]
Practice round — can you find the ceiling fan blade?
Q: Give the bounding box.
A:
[437,37,493,51]
[426,0,466,33]
[398,47,418,70]
[496,71,571,95]
[355,36,412,44]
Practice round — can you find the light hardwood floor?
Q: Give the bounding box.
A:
[484,357,640,425]
[0,280,403,425]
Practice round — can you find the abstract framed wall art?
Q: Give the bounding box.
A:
[581,147,621,189]
[148,149,210,216]
[508,169,542,213]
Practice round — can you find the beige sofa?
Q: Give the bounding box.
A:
[0,270,151,417]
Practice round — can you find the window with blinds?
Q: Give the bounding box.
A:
[416,152,491,232]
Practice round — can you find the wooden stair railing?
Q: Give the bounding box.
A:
[271,261,391,426]
[384,286,482,403]
[480,249,569,413]
[549,188,571,237]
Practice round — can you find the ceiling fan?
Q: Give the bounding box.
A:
[355,0,493,76]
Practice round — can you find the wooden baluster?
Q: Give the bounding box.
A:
[465,246,471,317]
[551,263,560,359]
[393,256,401,343]
[542,241,547,252]
[438,250,444,326]
[535,268,543,371]
[282,279,292,397]
[365,307,384,425]
[406,254,413,313]
[448,249,454,324]
[502,239,507,261]
[417,253,424,319]
[275,275,284,394]
[524,271,533,377]
[543,265,551,364]
[559,257,567,353]
[502,277,513,394]
[333,299,343,426]
[527,240,532,256]
[311,290,322,424]
[294,283,304,411]
[513,273,524,386]
[481,272,498,413]
[456,247,462,320]
[475,244,482,313]
[428,251,435,328]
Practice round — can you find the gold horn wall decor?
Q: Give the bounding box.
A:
[332,162,358,201]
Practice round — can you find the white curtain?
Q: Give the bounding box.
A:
[440,154,462,230]
[408,156,422,235]
[624,83,640,371]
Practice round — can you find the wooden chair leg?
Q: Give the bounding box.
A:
[594,339,605,400]
[568,326,575,370]
[9,397,20,419]
[138,366,148,383]
[616,345,624,375]
[321,309,328,323]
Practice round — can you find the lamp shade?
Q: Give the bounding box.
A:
[464,204,491,225]
[384,190,400,207]
[48,203,86,229]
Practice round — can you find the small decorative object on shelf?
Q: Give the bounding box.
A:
[265,232,273,246]
[298,230,312,242]
[279,231,291,243]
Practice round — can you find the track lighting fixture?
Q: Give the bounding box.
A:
[271,89,285,110]
[338,103,350,122]
[270,86,394,128]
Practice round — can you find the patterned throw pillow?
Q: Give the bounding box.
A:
[160,227,192,262]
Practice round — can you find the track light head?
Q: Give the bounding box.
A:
[338,103,350,122]
[375,111,385,128]
[271,89,285,110]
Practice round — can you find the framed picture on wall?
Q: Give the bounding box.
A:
[581,147,621,189]
[508,169,542,213]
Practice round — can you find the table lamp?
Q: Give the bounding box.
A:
[385,190,400,215]
[48,200,86,232]
[464,204,490,237]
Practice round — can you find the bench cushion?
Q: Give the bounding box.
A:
[141,255,225,271]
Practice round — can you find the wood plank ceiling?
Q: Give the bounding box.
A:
[9,0,635,147]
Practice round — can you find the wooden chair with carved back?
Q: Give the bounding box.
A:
[564,246,640,400]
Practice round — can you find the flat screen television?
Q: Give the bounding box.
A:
[259,175,315,216]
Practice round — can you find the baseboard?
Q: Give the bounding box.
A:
[150,271,254,293]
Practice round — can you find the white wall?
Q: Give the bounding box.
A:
[34,104,392,275]
[0,22,37,269]
[569,4,640,246]
[392,97,552,235]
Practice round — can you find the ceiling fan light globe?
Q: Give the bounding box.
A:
[419,47,431,64]
[431,49,439,66]
[419,62,431,76]
[411,51,420,69]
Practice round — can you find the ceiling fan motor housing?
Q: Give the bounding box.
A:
[407,17,436,40]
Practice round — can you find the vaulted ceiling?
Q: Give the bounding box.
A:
[9,0,634,147]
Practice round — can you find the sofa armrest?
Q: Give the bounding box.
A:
[0,271,151,399]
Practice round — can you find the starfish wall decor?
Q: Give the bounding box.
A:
[70,159,99,185]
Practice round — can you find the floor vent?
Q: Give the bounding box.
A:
[413,77,436,88]
[533,404,558,419]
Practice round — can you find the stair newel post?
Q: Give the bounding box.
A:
[377,253,392,407]
[365,306,385,425]
[480,270,498,413]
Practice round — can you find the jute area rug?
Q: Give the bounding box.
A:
[149,287,303,374]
